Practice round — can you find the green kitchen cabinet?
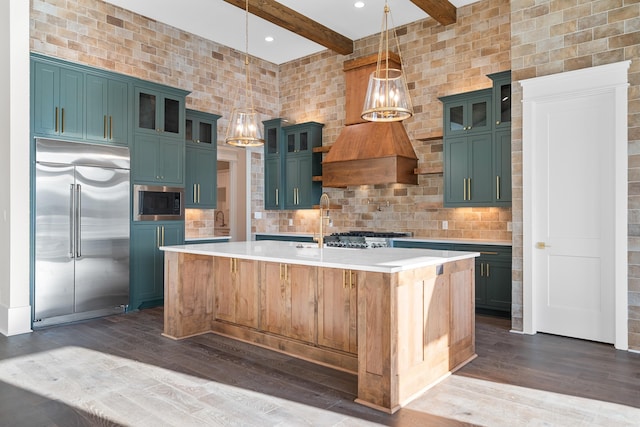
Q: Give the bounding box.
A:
[454,244,512,316]
[442,89,492,136]
[130,221,184,310]
[263,119,286,210]
[489,71,512,130]
[263,120,323,210]
[185,109,220,147]
[133,133,184,185]
[283,122,323,209]
[444,132,493,206]
[185,145,217,208]
[441,73,512,207]
[255,234,315,243]
[494,129,512,205]
[185,110,220,208]
[32,61,84,139]
[135,86,185,138]
[85,73,129,145]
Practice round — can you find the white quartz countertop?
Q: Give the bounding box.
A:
[161,241,479,273]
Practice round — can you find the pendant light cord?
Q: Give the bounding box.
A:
[245,0,255,111]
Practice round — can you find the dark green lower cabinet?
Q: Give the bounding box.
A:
[254,234,315,243]
[130,221,184,310]
[393,240,512,316]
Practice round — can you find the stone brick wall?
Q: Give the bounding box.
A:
[267,0,513,242]
[510,0,640,348]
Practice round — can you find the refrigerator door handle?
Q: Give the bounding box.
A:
[76,184,82,258]
[69,184,75,259]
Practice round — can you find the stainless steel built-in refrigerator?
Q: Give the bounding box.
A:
[34,138,130,327]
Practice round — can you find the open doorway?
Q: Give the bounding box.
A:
[216,145,247,241]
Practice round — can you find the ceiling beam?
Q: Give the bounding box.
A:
[223,0,354,56]
[410,0,457,26]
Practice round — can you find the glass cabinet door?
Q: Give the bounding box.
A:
[496,81,511,127]
[138,91,157,131]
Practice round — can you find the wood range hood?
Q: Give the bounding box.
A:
[322,54,418,188]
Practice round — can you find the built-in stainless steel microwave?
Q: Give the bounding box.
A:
[133,185,184,221]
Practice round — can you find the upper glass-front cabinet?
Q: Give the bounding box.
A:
[489,71,512,129]
[441,89,492,136]
[135,87,184,137]
[185,109,219,146]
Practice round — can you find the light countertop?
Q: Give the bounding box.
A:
[161,240,479,273]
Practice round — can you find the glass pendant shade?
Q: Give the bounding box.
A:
[361,1,413,123]
[225,107,263,147]
[361,68,413,122]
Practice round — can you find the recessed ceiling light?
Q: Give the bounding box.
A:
[354,1,365,8]
[265,36,274,42]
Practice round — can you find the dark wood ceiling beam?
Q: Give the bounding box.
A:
[410,0,457,25]
[223,0,354,56]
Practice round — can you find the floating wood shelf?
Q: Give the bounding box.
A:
[415,130,443,141]
[313,145,332,153]
[414,166,443,175]
[312,176,323,182]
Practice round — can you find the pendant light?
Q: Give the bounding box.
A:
[225,0,264,147]
[361,1,413,122]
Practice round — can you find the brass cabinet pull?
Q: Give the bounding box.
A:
[55,107,59,132]
[480,251,499,255]
[468,178,471,200]
[109,116,113,139]
[156,226,160,248]
[161,226,165,246]
[197,184,201,203]
[230,258,234,273]
[350,271,356,289]
[104,115,107,138]
[275,188,279,206]
[463,178,467,201]
[496,175,501,200]
[480,263,484,277]
[193,184,197,203]
[61,108,65,133]
[487,263,490,277]
[343,270,348,289]
[536,242,551,249]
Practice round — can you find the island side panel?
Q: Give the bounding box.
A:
[449,258,476,369]
[355,258,477,414]
[356,271,397,413]
[396,264,452,404]
[164,252,215,339]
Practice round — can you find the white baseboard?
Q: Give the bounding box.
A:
[0,303,32,336]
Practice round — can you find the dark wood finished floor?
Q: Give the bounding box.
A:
[0,309,638,426]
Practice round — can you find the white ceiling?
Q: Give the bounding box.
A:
[104,0,478,65]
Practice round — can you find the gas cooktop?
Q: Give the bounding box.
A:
[326,231,412,249]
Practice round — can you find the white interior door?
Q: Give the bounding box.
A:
[521,61,629,349]
[533,94,614,343]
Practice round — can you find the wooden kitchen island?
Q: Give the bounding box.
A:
[161,241,479,413]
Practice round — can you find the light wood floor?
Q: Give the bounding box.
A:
[0,308,638,426]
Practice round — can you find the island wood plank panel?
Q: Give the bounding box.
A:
[164,251,476,413]
[163,252,214,339]
[214,257,259,328]
[260,263,317,343]
[317,267,358,354]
